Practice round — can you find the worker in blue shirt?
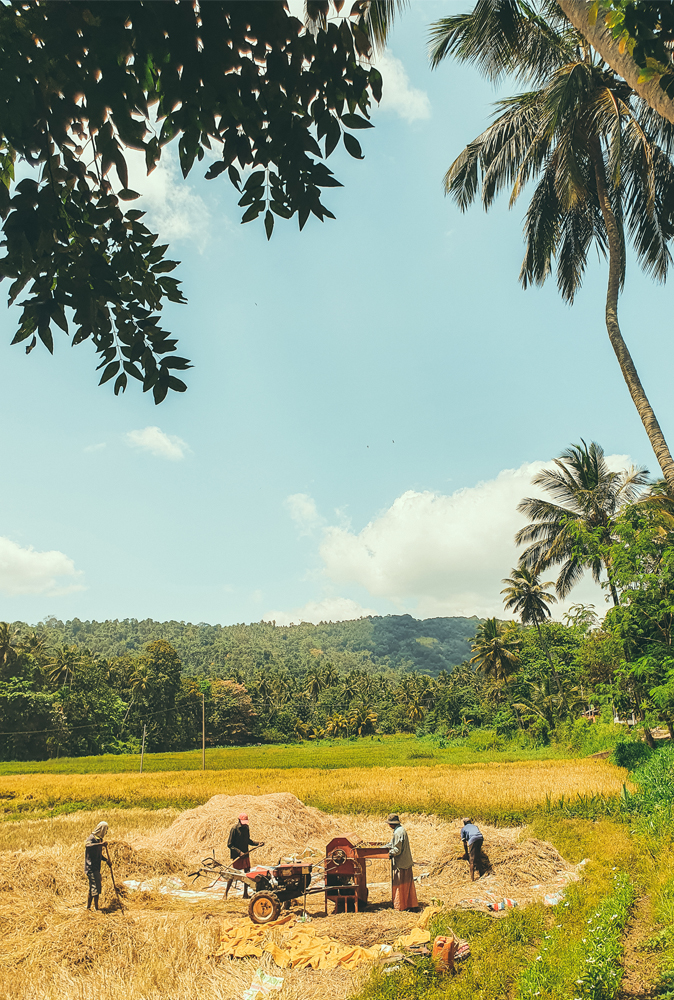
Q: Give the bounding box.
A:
[460,818,484,881]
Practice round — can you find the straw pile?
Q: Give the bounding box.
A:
[140,792,343,864]
[136,794,580,909]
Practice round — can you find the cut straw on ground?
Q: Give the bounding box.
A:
[0,791,589,1000]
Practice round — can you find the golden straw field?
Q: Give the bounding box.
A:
[0,761,625,1000]
[0,759,634,1000]
[0,758,629,821]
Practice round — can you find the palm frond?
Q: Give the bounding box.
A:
[444,139,483,209]
[520,162,560,288]
[428,0,574,84]
[363,0,410,51]
[555,555,587,598]
[555,187,600,301]
[304,1,409,51]
[516,493,580,521]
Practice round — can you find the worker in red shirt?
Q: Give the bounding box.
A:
[225,813,264,900]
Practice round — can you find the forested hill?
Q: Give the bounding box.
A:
[27,614,480,678]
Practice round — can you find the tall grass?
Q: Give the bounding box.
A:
[0,759,630,823]
[357,907,546,1000]
[516,873,635,1000]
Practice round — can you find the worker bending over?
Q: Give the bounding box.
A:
[385,812,418,911]
[84,820,111,911]
[461,818,484,881]
[225,813,264,900]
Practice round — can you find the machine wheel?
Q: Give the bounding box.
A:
[248,890,281,925]
[330,849,347,866]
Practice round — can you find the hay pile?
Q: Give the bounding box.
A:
[430,830,576,885]
[0,840,183,899]
[139,792,344,866]
[137,795,580,911]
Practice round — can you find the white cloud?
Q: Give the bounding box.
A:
[374,50,431,123]
[125,147,212,247]
[286,493,324,536]
[84,442,106,453]
[285,456,634,621]
[263,597,377,627]
[125,426,188,461]
[0,538,84,596]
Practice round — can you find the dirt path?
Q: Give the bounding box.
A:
[619,895,661,999]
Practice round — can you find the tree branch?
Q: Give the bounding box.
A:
[558,0,674,124]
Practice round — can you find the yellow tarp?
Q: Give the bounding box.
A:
[218,904,444,969]
[417,905,443,930]
[216,917,380,970]
[215,915,294,959]
[264,924,380,971]
[394,926,431,950]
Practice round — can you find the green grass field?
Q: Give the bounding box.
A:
[0,734,573,775]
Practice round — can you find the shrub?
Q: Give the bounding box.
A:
[611,739,652,771]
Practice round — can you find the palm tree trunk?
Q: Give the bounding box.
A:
[590,139,674,493]
[535,621,564,699]
[558,1,674,126]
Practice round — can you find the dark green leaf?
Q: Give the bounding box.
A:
[343,133,364,159]
[99,361,120,385]
[341,113,373,130]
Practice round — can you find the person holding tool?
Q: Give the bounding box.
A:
[385,812,418,911]
[84,820,111,911]
[225,813,264,900]
[461,818,485,881]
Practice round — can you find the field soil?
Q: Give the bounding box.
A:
[618,895,661,1000]
[0,793,583,1000]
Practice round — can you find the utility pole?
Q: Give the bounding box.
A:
[140,723,146,774]
[202,693,206,771]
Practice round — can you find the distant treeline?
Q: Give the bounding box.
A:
[0,612,601,762]
[0,614,479,761]
[32,613,480,678]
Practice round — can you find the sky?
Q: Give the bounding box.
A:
[1,1,673,629]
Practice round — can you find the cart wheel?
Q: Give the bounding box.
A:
[248,890,281,925]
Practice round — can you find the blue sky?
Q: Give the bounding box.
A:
[1,1,672,628]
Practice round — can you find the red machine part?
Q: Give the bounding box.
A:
[325,834,390,913]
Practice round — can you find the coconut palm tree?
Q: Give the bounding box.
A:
[502,566,562,692]
[516,440,647,603]
[304,669,324,701]
[431,1,674,491]
[348,704,378,736]
[502,566,557,626]
[325,712,349,737]
[0,622,21,676]
[46,645,83,689]
[323,663,340,688]
[340,672,361,707]
[469,618,521,684]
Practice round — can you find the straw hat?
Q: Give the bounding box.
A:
[386,813,400,826]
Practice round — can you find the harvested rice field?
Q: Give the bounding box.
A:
[0,757,629,821]
[0,782,607,1000]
